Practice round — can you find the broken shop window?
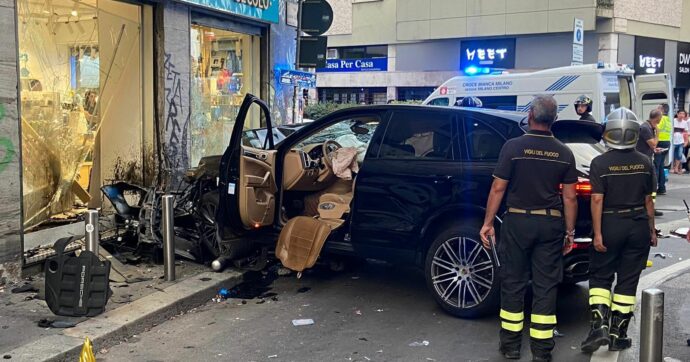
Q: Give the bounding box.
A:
[17,0,148,232]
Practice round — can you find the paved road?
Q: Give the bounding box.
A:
[102,176,690,362]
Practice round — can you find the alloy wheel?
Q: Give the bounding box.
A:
[430,236,495,309]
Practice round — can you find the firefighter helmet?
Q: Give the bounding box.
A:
[603,107,640,150]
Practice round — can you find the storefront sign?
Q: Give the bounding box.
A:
[279,69,316,88]
[460,38,516,70]
[179,0,279,23]
[677,42,690,88]
[316,58,388,72]
[634,36,665,75]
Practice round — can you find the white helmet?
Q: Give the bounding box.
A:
[603,108,640,150]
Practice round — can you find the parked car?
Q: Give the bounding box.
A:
[218,94,604,318]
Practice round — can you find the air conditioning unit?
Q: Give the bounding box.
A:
[326,49,339,59]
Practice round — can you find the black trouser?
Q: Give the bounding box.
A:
[498,213,564,356]
[654,141,670,192]
[589,211,651,314]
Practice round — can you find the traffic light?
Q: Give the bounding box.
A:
[297,0,333,68]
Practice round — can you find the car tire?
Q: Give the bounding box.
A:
[199,192,253,260]
[424,223,500,318]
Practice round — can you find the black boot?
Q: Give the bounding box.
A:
[581,304,610,353]
[609,311,633,351]
[499,342,521,360]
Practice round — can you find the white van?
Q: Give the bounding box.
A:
[423,63,673,122]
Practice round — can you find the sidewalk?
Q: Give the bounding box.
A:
[613,259,690,362]
[0,261,243,361]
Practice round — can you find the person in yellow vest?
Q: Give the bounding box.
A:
[654,103,672,195]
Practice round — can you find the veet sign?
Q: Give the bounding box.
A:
[634,36,665,75]
[316,58,388,72]
[460,38,516,71]
[178,0,279,23]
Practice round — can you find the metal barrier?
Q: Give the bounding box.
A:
[162,195,176,281]
[640,288,664,362]
[85,209,100,254]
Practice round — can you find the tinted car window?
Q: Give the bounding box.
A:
[463,117,506,161]
[427,97,450,106]
[379,111,453,160]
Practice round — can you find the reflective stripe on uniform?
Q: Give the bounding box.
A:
[500,309,524,322]
[501,321,524,332]
[531,314,557,325]
[530,328,554,339]
[590,288,611,299]
[611,303,634,314]
[590,296,611,306]
[613,294,636,305]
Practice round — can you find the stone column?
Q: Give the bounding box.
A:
[0,0,24,280]
[156,2,191,188]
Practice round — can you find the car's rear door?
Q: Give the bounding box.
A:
[217,94,278,236]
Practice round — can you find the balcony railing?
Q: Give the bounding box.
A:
[597,0,614,9]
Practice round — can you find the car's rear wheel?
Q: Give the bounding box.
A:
[425,224,500,318]
[199,192,253,260]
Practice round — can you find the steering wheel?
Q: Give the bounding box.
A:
[322,140,342,169]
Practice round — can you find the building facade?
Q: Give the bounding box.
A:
[319,0,690,110]
[0,0,299,278]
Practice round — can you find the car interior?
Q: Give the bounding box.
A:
[273,117,379,273]
[280,117,379,227]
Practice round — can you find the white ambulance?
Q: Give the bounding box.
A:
[422,63,674,122]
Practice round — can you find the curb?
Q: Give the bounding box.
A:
[5,270,244,362]
[591,258,690,362]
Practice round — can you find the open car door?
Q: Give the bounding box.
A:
[634,73,674,166]
[217,94,278,237]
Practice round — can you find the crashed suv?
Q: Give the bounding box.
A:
[217,95,603,318]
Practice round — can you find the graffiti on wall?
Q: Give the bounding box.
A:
[163,52,190,185]
[0,104,17,175]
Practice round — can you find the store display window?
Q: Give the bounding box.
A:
[190,24,260,166]
[17,0,144,232]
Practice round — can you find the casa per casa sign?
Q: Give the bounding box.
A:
[316,58,388,72]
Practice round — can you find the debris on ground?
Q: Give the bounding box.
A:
[654,253,672,259]
[355,310,362,316]
[297,287,311,293]
[554,328,565,338]
[375,309,384,312]
[359,338,368,342]
[409,340,430,347]
[647,260,653,268]
[37,319,78,329]
[292,319,314,326]
[11,284,38,294]
[277,267,293,276]
[268,355,278,359]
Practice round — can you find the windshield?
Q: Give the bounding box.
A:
[566,142,606,172]
[244,128,286,149]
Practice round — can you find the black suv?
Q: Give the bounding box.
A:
[217,95,604,318]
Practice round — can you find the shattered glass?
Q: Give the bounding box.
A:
[17,0,141,231]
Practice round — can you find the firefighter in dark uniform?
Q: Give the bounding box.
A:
[575,95,597,122]
[480,95,578,362]
[580,108,658,353]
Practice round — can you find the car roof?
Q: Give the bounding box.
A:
[324,104,527,124]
